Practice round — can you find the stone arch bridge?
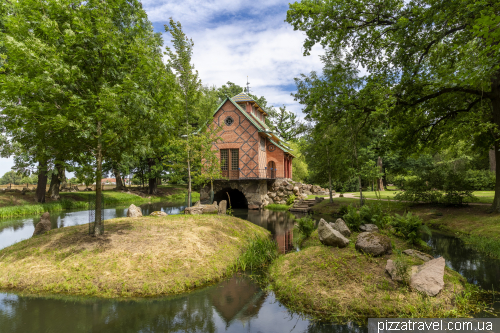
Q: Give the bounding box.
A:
[199,179,328,209]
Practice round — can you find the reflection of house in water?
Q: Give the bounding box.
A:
[243,210,298,253]
[208,275,266,326]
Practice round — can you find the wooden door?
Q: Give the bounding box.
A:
[221,149,239,179]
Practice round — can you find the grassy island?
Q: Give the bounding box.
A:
[0,215,271,298]
[269,230,481,322]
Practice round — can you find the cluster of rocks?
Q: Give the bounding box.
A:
[317,217,444,297]
[126,204,169,217]
[264,179,330,206]
[184,200,227,215]
[32,212,52,236]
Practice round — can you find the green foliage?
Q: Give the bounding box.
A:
[342,204,362,231]
[389,213,431,245]
[286,194,296,205]
[265,204,290,211]
[0,171,22,185]
[359,203,389,228]
[337,204,349,216]
[296,215,315,238]
[266,105,307,142]
[393,251,411,285]
[238,236,279,271]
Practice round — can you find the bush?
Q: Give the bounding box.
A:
[238,236,279,271]
[343,204,362,231]
[296,216,315,238]
[337,204,349,216]
[464,169,495,191]
[286,194,296,205]
[388,212,431,245]
[359,203,388,228]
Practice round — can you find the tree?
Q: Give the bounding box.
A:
[286,0,500,210]
[266,105,308,141]
[0,171,22,185]
[1,0,170,234]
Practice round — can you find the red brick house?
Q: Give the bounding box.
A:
[209,92,294,180]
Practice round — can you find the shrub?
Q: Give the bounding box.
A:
[343,204,362,231]
[389,212,431,245]
[238,236,279,271]
[393,251,411,285]
[359,203,387,228]
[286,194,296,205]
[464,170,495,190]
[296,216,315,238]
[337,204,349,216]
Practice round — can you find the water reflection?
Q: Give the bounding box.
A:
[0,274,366,333]
[422,230,500,291]
[233,209,301,253]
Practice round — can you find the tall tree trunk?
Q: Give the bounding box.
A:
[114,167,124,190]
[377,156,384,191]
[35,160,48,203]
[48,163,64,200]
[326,146,333,203]
[489,149,496,172]
[94,121,104,236]
[148,158,157,194]
[490,73,500,212]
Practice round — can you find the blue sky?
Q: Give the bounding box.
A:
[0,0,324,176]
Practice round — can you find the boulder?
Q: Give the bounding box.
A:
[410,257,445,296]
[193,201,202,207]
[385,259,401,281]
[403,249,434,262]
[218,200,227,215]
[277,191,284,197]
[355,232,392,256]
[278,200,287,205]
[360,224,379,232]
[262,199,269,206]
[184,206,204,215]
[33,212,51,236]
[293,187,300,195]
[127,204,143,217]
[314,196,324,203]
[202,204,218,214]
[268,192,276,198]
[150,211,168,216]
[317,219,350,248]
[329,218,351,237]
[339,194,344,197]
[286,184,294,191]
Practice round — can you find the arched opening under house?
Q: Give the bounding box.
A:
[214,188,248,209]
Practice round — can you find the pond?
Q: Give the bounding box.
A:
[0,203,498,332]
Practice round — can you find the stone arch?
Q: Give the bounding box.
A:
[214,187,248,209]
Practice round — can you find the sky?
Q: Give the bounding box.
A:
[0,0,325,176]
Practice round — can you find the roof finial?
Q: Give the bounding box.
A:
[245,76,251,94]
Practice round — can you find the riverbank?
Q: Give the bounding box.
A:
[269,230,482,322]
[0,214,271,298]
[310,197,500,259]
[0,185,200,219]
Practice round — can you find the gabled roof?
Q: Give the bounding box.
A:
[212,96,295,158]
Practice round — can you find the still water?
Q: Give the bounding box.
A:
[0,203,498,332]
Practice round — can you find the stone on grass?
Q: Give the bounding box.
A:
[360,224,379,232]
[218,200,227,215]
[355,232,392,256]
[315,196,325,203]
[385,259,409,282]
[202,204,218,214]
[318,219,349,248]
[329,218,351,237]
[33,212,51,236]
[184,206,204,215]
[127,204,143,217]
[403,249,434,262]
[150,211,167,216]
[410,257,445,297]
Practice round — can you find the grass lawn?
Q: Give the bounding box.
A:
[0,214,272,298]
[269,230,481,322]
[0,185,199,219]
[350,190,495,204]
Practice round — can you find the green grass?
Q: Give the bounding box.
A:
[351,190,495,204]
[0,214,270,298]
[269,231,483,323]
[0,200,88,219]
[265,203,291,211]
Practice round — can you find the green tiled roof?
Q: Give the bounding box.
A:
[231,92,254,103]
